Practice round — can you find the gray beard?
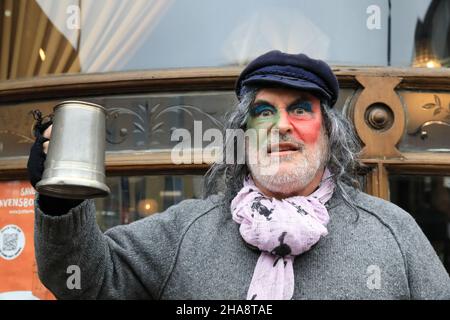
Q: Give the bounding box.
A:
[248,131,329,195]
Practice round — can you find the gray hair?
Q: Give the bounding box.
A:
[203,88,363,211]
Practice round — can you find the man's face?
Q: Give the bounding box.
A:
[245,87,329,195]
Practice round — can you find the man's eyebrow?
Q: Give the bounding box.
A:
[287,95,313,107]
[250,99,275,108]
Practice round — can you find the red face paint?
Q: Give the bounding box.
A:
[275,102,322,144]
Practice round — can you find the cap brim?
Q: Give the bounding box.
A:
[242,75,332,102]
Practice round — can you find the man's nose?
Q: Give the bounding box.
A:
[274,110,293,135]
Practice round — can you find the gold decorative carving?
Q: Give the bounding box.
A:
[352,76,405,158]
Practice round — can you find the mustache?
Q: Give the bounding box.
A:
[267,135,304,152]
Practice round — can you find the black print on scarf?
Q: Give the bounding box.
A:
[251,196,274,221]
[249,189,265,198]
[287,201,308,215]
[271,232,292,267]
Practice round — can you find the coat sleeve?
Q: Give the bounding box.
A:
[34,196,186,299]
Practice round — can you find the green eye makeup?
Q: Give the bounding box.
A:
[247,104,279,129]
[247,99,315,129]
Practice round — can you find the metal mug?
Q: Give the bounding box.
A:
[36,101,110,199]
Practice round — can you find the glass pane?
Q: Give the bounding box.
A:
[398,91,450,152]
[0,89,355,158]
[357,167,370,193]
[389,174,450,272]
[396,0,450,68]
[96,91,234,152]
[1,0,448,81]
[94,174,204,232]
[0,91,234,158]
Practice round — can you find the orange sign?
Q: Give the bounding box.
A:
[0,181,54,300]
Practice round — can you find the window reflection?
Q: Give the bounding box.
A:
[94,175,204,232]
[1,0,448,80]
[411,0,449,67]
[398,91,450,153]
[389,174,450,272]
[0,0,81,80]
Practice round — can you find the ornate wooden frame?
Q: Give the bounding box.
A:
[1,66,450,200]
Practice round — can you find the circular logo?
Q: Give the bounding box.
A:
[0,225,26,260]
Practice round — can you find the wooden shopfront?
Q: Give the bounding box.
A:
[0,0,449,298]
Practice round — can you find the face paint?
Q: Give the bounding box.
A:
[246,88,329,197]
[247,97,322,145]
[246,104,278,148]
[284,101,322,144]
[247,104,280,128]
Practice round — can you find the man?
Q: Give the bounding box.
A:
[28,51,450,299]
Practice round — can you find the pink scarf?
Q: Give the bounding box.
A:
[231,168,335,300]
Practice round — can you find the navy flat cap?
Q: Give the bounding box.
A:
[235,50,339,107]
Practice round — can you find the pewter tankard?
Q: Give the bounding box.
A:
[36,101,110,199]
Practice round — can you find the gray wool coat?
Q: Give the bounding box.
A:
[34,185,450,299]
